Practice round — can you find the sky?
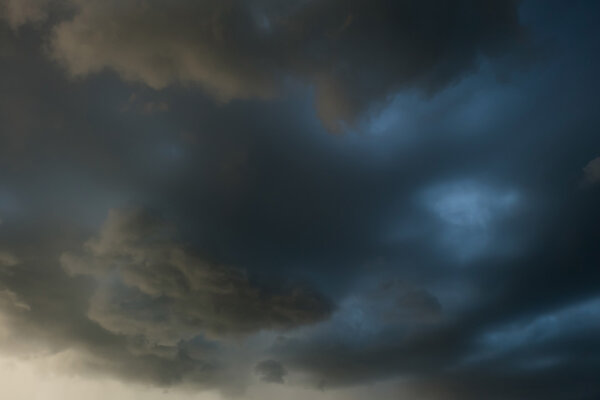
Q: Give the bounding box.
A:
[0,0,600,399]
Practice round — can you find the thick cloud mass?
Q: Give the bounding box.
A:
[1,1,600,399]
[62,209,332,343]
[49,0,524,130]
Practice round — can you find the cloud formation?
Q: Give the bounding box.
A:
[61,208,332,345]
[49,0,524,131]
[1,1,600,399]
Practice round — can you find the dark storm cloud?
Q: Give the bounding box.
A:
[61,208,332,343]
[0,225,216,388]
[49,0,525,131]
[406,298,600,399]
[1,1,600,399]
[264,172,600,395]
[0,213,328,393]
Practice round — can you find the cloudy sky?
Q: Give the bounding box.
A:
[1,0,600,399]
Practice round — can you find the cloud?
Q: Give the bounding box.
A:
[582,156,600,185]
[1,1,599,397]
[0,208,332,393]
[254,359,287,383]
[49,0,525,131]
[50,0,280,100]
[259,280,449,389]
[61,208,332,345]
[0,0,50,29]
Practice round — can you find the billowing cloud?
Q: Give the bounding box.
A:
[50,0,280,100]
[61,208,332,345]
[1,0,600,398]
[49,0,525,131]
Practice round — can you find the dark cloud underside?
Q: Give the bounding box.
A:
[49,0,525,131]
[1,1,600,399]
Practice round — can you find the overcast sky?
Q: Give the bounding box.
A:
[1,1,600,399]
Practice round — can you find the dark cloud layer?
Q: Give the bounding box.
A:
[1,1,600,399]
[48,0,525,131]
[61,208,332,342]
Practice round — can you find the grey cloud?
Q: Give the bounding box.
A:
[1,1,599,398]
[61,208,332,345]
[254,359,287,383]
[0,0,50,29]
[0,252,223,389]
[50,0,280,100]
[0,218,313,393]
[259,281,450,389]
[49,0,525,131]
